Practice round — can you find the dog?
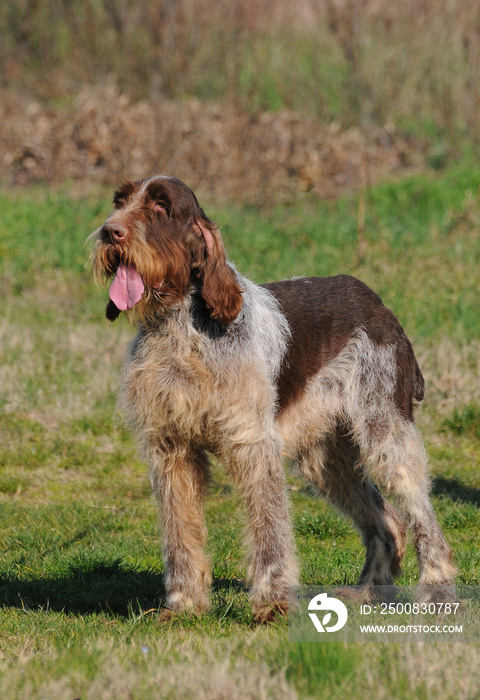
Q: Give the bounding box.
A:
[90,175,456,622]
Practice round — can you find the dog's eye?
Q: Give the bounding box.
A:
[154,201,167,212]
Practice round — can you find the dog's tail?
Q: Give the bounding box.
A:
[413,359,425,404]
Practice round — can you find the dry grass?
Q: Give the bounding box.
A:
[0,308,130,424]
[2,629,479,700]
[0,638,297,700]
[361,643,480,700]
[418,340,480,415]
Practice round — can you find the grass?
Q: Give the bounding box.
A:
[0,166,480,698]
[442,403,480,440]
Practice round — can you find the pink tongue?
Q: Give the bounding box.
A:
[109,265,145,311]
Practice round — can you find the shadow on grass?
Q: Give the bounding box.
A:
[0,559,245,619]
[432,476,480,507]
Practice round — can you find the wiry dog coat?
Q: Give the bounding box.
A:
[91,175,455,622]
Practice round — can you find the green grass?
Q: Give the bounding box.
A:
[1,167,480,698]
[442,402,480,440]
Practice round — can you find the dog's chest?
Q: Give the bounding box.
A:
[119,322,274,449]
[120,327,214,426]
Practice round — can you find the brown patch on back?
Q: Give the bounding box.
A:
[264,275,421,417]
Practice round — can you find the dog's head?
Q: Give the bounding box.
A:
[90,176,243,323]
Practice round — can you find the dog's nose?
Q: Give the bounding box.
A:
[103,222,128,243]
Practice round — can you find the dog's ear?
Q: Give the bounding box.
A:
[194,219,243,325]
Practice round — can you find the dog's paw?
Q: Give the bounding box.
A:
[158,607,176,623]
[415,583,458,605]
[253,600,289,624]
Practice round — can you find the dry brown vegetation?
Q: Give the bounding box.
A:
[0,85,424,203]
[1,0,480,203]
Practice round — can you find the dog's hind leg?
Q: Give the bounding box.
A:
[297,432,407,591]
[353,415,457,602]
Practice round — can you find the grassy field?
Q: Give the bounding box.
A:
[1,166,480,698]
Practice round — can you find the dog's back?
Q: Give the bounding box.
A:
[264,274,423,420]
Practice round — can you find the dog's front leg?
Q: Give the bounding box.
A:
[148,444,211,617]
[227,436,299,623]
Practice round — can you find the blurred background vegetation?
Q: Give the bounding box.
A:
[1,0,480,201]
[1,0,479,135]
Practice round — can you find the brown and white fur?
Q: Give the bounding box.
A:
[90,175,456,622]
